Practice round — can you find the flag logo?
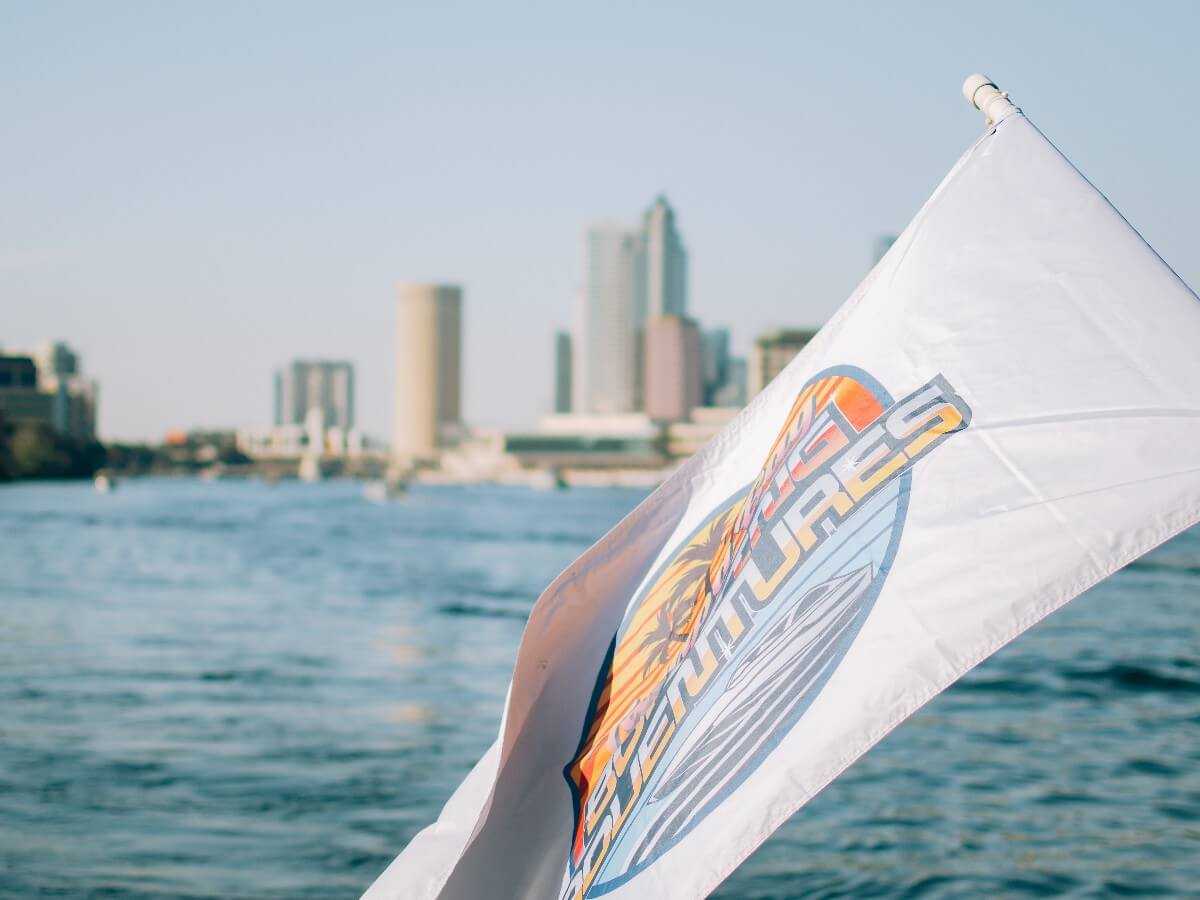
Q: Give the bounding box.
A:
[562,366,972,898]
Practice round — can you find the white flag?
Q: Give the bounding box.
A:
[365,85,1200,899]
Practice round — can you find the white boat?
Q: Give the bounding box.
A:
[364,477,408,502]
[298,454,323,483]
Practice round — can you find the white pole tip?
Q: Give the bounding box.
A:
[961,73,1020,125]
[962,74,994,109]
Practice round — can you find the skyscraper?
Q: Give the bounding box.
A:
[394,283,462,462]
[713,357,747,408]
[642,195,688,319]
[644,315,702,422]
[554,331,572,413]
[700,328,730,405]
[574,225,643,414]
[274,360,355,430]
[33,341,78,383]
[33,341,97,439]
[573,196,689,416]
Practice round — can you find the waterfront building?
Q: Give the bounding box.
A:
[748,328,819,396]
[0,344,97,440]
[0,355,38,389]
[574,196,690,416]
[32,341,97,439]
[644,315,702,422]
[0,355,52,427]
[642,195,688,319]
[554,331,572,413]
[574,225,643,415]
[713,356,748,408]
[235,419,366,460]
[394,282,462,462]
[33,341,78,385]
[506,413,663,471]
[700,328,730,405]
[424,414,665,484]
[537,412,656,436]
[510,413,661,468]
[665,405,740,459]
[34,342,98,440]
[244,358,363,462]
[274,359,355,430]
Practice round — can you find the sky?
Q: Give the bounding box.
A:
[3,1,1199,441]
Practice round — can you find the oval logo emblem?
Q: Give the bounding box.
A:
[561,366,971,898]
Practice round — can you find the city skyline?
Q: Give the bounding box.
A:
[573,194,694,416]
[5,4,1199,440]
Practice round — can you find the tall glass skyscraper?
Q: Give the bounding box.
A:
[642,195,688,319]
[553,331,573,413]
[573,196,689,415]
[574,225,643,414]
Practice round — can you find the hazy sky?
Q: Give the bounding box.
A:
[4,2,1198,441]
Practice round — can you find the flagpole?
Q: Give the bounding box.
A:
[962,74,1021,125]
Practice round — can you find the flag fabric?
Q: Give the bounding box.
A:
[365,102,1200,899]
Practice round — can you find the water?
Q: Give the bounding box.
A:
[1,479,1197,898]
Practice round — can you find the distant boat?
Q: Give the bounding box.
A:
[298,454,323,483]
[529,467,569,491]
[364,477,408,503]
[93,471,116,493]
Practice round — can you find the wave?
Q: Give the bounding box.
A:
[1060,663,1200,694]
[437,602,529,621]
[953,676,1042,695]
[1125,556,1200,577]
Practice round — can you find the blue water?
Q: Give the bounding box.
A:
[1,479,1197,898]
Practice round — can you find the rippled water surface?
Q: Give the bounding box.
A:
[1,479,1197,898]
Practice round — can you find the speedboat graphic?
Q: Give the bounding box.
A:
[631,565,876,867]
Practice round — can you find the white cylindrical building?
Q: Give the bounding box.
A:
[394,283,462,463]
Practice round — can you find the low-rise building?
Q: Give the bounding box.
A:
[665,406,740,460]
[428,414,665,485]
[0,344,97,440]
[748,329,819,397]
[512,413,663,469]
[0,355,53,426]
[236,418,367,460]
[502,432,662,470]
